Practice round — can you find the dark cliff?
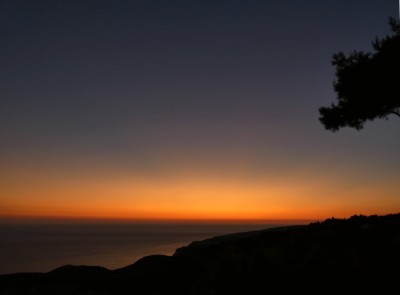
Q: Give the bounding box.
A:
[1,213,400,294]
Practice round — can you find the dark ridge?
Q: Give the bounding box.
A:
[1,213,400,294]
[49,265,110,276]
[114,254,173,275]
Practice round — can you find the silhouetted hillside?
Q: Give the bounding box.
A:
[1,213,400,294]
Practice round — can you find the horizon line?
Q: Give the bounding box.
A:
[0,215,319,225]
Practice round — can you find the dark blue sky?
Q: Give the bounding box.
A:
[1,1,399,220]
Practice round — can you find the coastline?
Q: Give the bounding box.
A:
[1,213,399,294]
[0,222,296,275]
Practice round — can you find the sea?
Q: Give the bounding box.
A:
[0,222,296,275]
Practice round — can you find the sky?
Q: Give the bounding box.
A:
[0,0,399,222]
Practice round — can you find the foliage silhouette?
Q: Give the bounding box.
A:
[319,17,400,131]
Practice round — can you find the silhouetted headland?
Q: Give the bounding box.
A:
[1,213,400,294]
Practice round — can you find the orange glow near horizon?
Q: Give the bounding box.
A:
[1,159,399,223]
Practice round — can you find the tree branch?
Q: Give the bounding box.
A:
[391,111,400,118]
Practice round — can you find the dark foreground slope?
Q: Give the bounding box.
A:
[1,214,400,295]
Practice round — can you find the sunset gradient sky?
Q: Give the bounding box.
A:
[1,0,399,222]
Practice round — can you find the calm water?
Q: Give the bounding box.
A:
[0,222,285,275]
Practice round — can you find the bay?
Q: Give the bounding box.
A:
[0,222,287,275]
